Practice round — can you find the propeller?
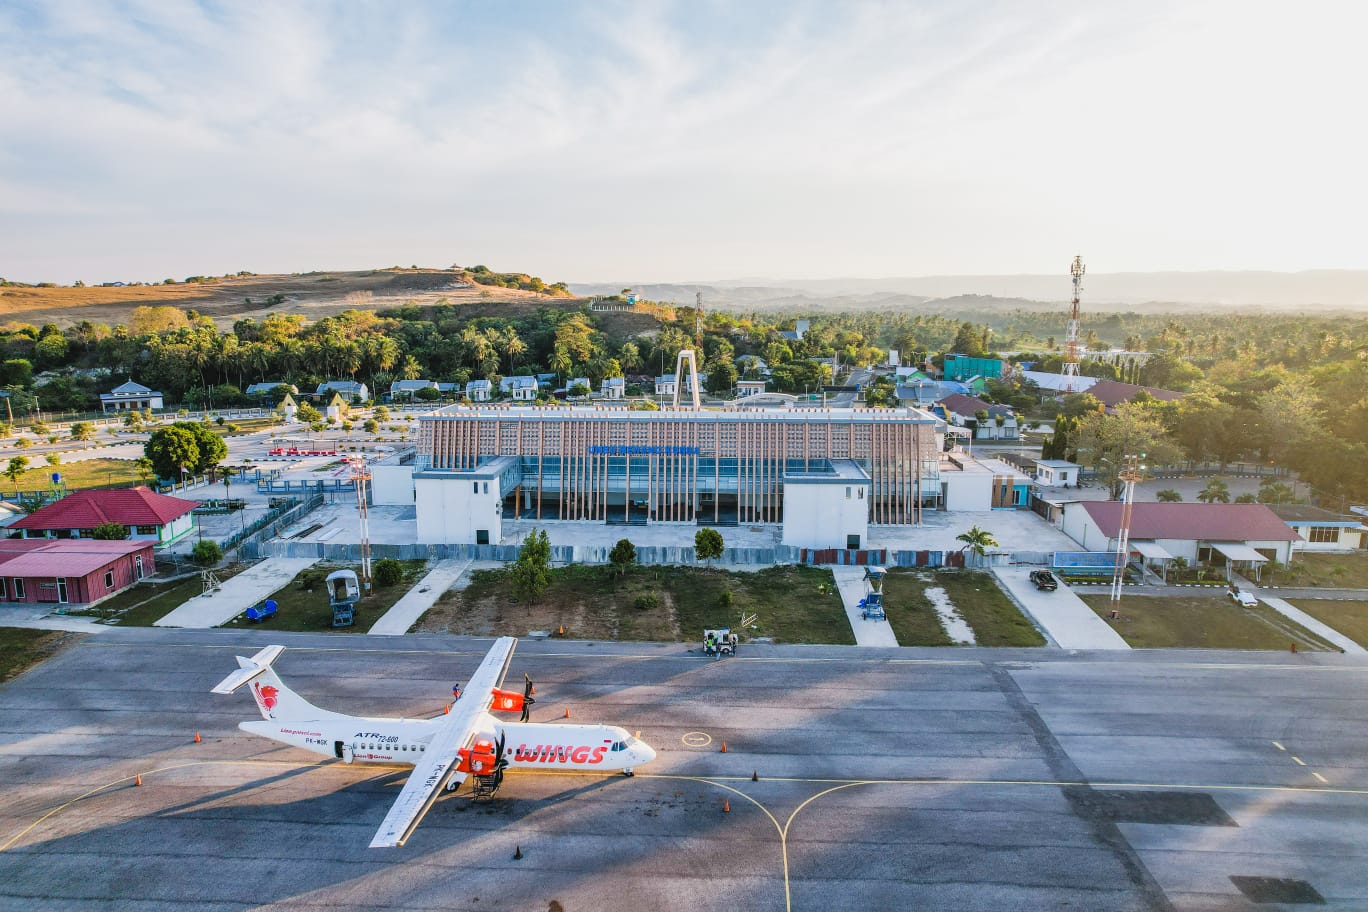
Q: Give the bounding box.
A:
[490,730,509,791]
[520,673,536,722]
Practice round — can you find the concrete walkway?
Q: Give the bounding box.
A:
[0,605,113,634]
[830,566,899,647]
[1259,596,1366,654]
[154,557,318,628]
[993,567,1131,650]
[369,559,472,636]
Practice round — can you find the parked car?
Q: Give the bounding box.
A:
[1029,569,1059,591]
[1228,586,1258,608]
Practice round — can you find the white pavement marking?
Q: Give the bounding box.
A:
[0,606,113,634]
[1257,596,1366,654]
[154,557,319,628]
[829,566,899,647]
[992,567,1130,650]
[368,559,472,636]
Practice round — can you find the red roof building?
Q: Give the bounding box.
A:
[1084,380,1186,410]
[13,487,197,546]
[0,539,155,606]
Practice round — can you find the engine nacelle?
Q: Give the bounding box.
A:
[489,688,526,714]
[456,738,499,774]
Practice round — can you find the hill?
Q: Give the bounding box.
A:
[0,268,575,329]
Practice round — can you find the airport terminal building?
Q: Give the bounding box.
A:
[412,404,946,548]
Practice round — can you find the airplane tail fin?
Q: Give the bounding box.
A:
[211,646,332,722]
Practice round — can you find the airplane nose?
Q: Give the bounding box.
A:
[638,743,657,764]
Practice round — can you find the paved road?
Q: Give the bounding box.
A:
[995,567,1130,650]
[830,565,899,646]
[3,630,1365,911]
[368,560,472,636]
[154,557,318,627]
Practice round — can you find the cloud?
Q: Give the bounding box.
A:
[1,0,1365,282]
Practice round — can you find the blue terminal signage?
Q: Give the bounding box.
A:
[587,445,700,456]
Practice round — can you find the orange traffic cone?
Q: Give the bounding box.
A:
[444,704,451,714]
[723,799,730,813]
[558,625,565,636]
[563,708,571,718]
[135,774,142,787]
[720,742,727,753]
[194,732,201,744]
[1291,642,1298,654]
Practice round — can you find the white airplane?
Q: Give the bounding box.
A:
[211,637,657,847]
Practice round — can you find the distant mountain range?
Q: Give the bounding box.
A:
[571,270,1368,312]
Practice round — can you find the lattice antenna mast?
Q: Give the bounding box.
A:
[1109,454,1145,608]
[349,454,373,591]
[1062,255,1085,390]
[694,291,704,350]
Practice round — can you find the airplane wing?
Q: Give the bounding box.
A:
[369,636,517,848]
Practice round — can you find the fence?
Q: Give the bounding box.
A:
[231,492,325,556]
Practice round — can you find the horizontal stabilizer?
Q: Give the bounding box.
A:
[211,645,285,694]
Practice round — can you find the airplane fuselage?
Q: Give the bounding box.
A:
[241,715,654,772]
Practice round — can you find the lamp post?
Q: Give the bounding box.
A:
[1109,454,1146,612]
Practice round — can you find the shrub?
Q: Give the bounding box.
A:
[191,539,223,567]
[633,593,661,611]
[91,521,129,540]
[373,558,403,587]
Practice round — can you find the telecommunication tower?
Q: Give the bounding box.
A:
[1062,255,1085,391]
[694,291,704,350]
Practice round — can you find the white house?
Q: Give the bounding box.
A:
[245,382,296,399]
[1034,459,1081,487]
[737,380,767,398]
[465,379,491,402]
[781,460,871,550]
[277,392,298,422]
[1061,502,1301,580]
[324,392,347,421]
[1268,504,1367,552]
[316,380,369,403]
[655,375,676,396]
[501,376,538,401]
[601,377,625,399]
[390,379,437,400]
[100,380,163,413]
[567,377,592,398]
[937,393,1018,441]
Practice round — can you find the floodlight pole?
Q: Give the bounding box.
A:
[1109,454,1145,608]
[349,454,373,591]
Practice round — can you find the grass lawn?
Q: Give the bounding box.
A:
[0,628,73,683]
[418,564,853,645]
[1265,553,1368,589]
[1287,600,1368,648]
[882,569,1046,647]
[4,457,148,493]
[71,567,245,625]
[1081,595,1338,650]
[220,560,429,633]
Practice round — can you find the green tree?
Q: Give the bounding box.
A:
[609,538,637,577]
[191,539,223,567]
[1197,478,1231,503]
[144,426,199,480]
[296,401,322,423]
[1155,489,1183,502]
[372,558,403,587]
[695,527,724,568]
[91,521,129,540]
[510,528,552,601]
[134,457,155,485]
[70,421,94,441]
[4,456,29,487]
[955,525,999,558]
[44,452,60,467]
[950,321,988,357]
[363,418,379,434]
[373,406,390,422]
[1071,403,1183,499]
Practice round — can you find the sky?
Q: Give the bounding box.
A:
[2,0,1366,286]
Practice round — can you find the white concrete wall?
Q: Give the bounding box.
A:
[942,472,993,512]
[415,475,503,544]
[782,482,869,549]
[1289,525,1363,552]
[371,465,415,505]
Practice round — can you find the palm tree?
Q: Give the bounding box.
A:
[1197,478,1231,503]
[955,526,999,558]
[503,329,527,375]
[1156,489,1182,502]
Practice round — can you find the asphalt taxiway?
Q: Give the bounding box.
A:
[1,630,1366,911]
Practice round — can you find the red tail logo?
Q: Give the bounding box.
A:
[255,683,279,712]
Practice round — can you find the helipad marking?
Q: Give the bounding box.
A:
[681,731,713,748]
